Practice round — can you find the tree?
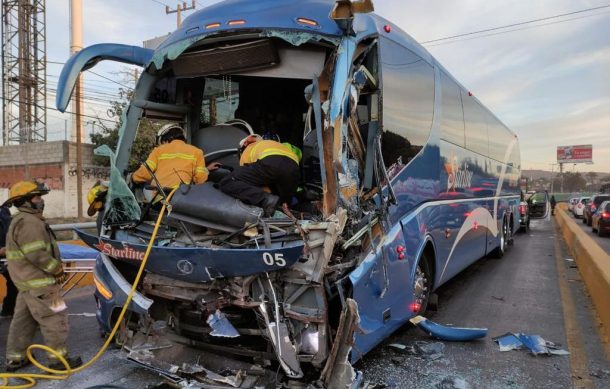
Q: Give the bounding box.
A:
[90,88,157,171]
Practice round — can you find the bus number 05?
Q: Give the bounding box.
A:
[263,252,286,267]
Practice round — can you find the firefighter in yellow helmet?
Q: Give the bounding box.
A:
[86,181,108,217]
[219,134,302,216]
[2,181,82,372]
[131,124,220,190]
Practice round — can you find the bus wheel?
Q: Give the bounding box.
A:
[413,254,432,314]
[491,218,508,258]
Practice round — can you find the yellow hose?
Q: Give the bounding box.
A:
[1,188,177,389]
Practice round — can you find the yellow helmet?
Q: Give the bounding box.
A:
[87,182,108,217]
[3,180,50,207]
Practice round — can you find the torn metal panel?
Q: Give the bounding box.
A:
[321,298,361,388]
[259,302,304,378]
[264,30,340,47]
[493,332,570,356]
[207,310,240,338]
[293,208,347,282]
[410,316,488,341]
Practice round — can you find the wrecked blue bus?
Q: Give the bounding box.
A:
[57,0,533,386]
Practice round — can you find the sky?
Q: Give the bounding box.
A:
[40,0,610,173]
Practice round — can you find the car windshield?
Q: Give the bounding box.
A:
[594,196,610,206]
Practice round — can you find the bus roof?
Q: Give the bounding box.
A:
[158,0,345,50]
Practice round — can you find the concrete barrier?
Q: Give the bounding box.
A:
[555,204,610,349]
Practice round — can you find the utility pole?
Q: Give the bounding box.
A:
[71,0,84,218]
[166,1,196,28]
[559,162,564,194]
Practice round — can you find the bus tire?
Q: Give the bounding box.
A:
[491,218,508,258]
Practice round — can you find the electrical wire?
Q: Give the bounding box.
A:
[421,4,610,44]
[424,10,610,47]
[47,60,134,90]
[149,0,170,7]
[0,96,117,123]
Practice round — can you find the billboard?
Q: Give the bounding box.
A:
[557,145,593,163]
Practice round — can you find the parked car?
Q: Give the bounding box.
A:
[591,201,610,236]
[519,198,530,232]
[573,197,590,218]
[584,194,610,226]
[568,197,579,213]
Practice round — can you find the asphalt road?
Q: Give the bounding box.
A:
[569,211,610,254]
[357,217,610,389]
[1,217,609,388]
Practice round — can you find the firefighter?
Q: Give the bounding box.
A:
[2,181,82,372]
[131,124,221,190]
[219,134,302,216]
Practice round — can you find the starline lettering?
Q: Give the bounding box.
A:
[446,157,474,192]
[94,241,145,261]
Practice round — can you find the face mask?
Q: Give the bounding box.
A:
[31,199,45,212]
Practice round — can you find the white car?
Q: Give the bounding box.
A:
[574,197,590,218]
[568,197,579,213]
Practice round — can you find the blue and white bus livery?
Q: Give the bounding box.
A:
[57,0,545,386]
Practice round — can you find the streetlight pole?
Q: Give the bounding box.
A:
[550,163,557,194]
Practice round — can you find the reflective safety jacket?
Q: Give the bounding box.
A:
[5,207,62,291]
[240,140,300,166]
[132,139,208,188]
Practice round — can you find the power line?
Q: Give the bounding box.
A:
[421,4,610,44]
[87,70,133,89]
[47,60,133,89]
[424,10,610,47]
[149,0,170,7]
[0,95,117,123]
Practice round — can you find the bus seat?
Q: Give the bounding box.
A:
[192,122,252,172]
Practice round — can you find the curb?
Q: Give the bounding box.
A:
[555,205,610,353]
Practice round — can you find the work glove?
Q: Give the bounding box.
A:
[55,271,69,285]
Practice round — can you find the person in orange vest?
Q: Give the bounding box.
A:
[131,124,220,190]
[219,134,302,216]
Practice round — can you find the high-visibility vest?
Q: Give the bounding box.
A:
[132,139,208,188]
[240,140,301,166]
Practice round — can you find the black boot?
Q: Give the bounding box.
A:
[261,193,279,217]
[5,359,31,372]
[49,355,83,370]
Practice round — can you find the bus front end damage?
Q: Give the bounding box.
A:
[93,208,365,388]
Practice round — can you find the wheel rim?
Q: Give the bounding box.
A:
[413,265,429,313]
[500,222,506,252]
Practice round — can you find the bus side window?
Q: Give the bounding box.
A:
[378,37,434,176]
[440,72,465,147]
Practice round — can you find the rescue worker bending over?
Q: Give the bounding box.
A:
[219,134,302,217]
[2,181,82,372]
[131,124,220,190]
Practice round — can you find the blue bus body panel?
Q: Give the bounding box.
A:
[56,44,153,112]
[76,229,303,283]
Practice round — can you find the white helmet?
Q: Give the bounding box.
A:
[238,134,263,149]
[157,123,186,144]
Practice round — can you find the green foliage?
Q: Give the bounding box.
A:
[552,172,587,193]
[90,88,157,171]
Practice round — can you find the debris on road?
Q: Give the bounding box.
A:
[436,376,470,389]
[410,316,488,341]
[493,333,570,356]
[388,341,445,360]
